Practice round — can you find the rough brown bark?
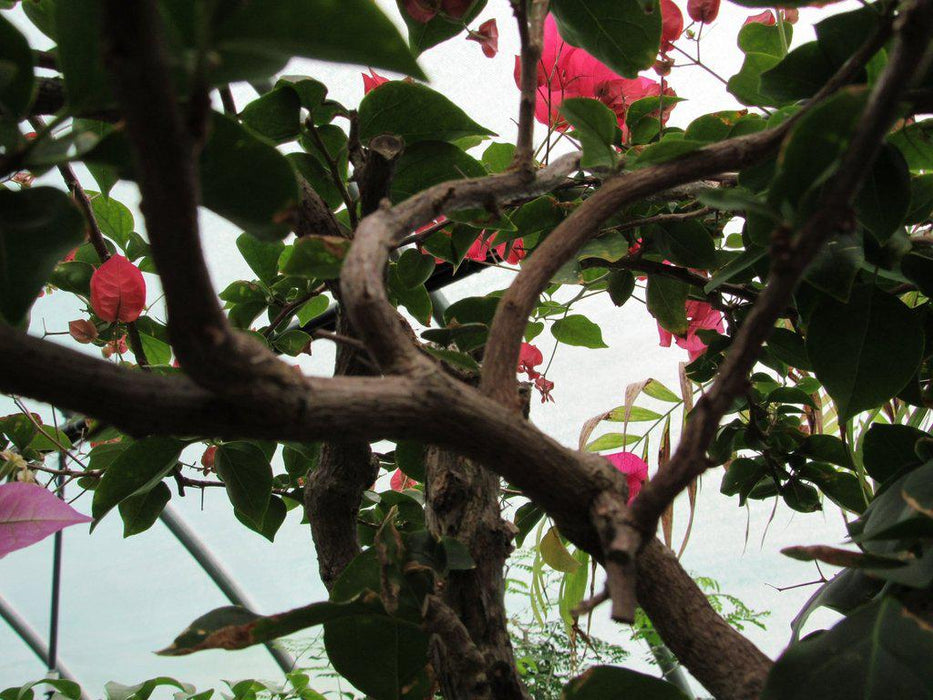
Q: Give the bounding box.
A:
[425,445,528,700]
[304,314,379,591]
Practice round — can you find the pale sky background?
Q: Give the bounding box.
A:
[0,0,854,696]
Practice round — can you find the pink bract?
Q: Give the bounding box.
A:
[658,299,725,361]
[0,483,91,559]
[604,452,649,503]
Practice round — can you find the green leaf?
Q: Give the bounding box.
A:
[0,15,34,117]
[608,270,636,307]
[770,89,865,215]
[236,234,284,285]
[482,142,516,173]
[272,329,311,356]
[855,144,911,243]
[635,138,704,167]
[721,457,768,504]
[762,598,933,699]
[889,120,933,172]
[806,286,924,420]
[236,494,286,542]
[760,42,834,105]
[295,296,329,326]
[396,250,436,289]
[550,0,661,79]
[0,188,85,325]
[288,152,344,211]
[92,438,184,525]
[560,98,618,170]
[216,0,425,79]
[539,527,581,573]
[551,315,608,348]
[862,424,925,484]
[200,113,300,241]
[586,433,639,451]
[803,231,864,303]
[395,441,426,483]
[563,665,690,699]
[138,333,172,366]
[55,0,111,110]
[324,614,429,700]
[159,596,384,656]
[646,275,689,335]
[767,328,812,370]
[89,194,134,250]
[214,442,273,528]
[281,236,350,279]
[398,0,487,55]
[684,111,756,143]
[239,86,302,143]
[118,482,171,537]
[653,220,716,268]
[389,141,486,203]
[359,81,493,146]
[283,441,321,478]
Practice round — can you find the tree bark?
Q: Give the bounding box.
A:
[304,313,378,591]
[424,385,531,700]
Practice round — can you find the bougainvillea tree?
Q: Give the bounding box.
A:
[1,0,932,697]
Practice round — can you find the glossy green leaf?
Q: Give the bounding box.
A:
[550,0,661,79]
[807,286,924,420]
[359,81,493,146]
[239,86,302,143]
[604,270,634,308]
[236,234,285,285]
[214,442,273,528]
[763,598,933,699]
[0,188,85,325]
[118,482,171,537]
[281,236,350,279]
[236,494,286,542]
[654,220,717,268]
[200,113,300,241]
[560,98,618,170]
[89,194,134,250]
[551,315,608,348]
[862,424,926,484]
[855,145,910,243]
[55,0,111,109]
[646,275,689,335]
[389,141,486,203]
[889,120,933,173]
[216,0,425,79]
[92,438,184,525]
[324,614,429,700]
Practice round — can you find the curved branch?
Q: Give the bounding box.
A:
[340,152,581,374]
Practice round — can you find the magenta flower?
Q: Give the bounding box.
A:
[658,299,725,361]
[513,15,677,139]
[604,452,649,503]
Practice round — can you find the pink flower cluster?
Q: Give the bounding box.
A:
[517,342,555,403]
[514,15,678,140]
[658,299,725,361]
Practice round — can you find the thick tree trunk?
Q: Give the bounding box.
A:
[304,314,378,591]
[424,445,529,700]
